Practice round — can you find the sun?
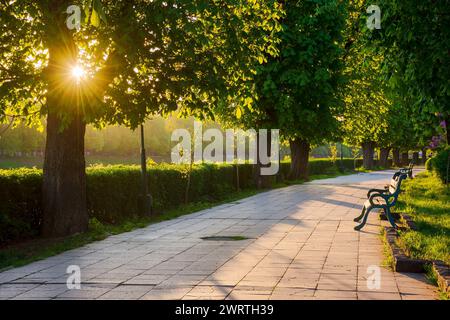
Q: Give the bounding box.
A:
[71,65,85,82]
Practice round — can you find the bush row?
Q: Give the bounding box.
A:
[0,168,42,244]
[426,147,450,184]
[0,158,385,245]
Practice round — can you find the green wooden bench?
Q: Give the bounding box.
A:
[382,171,404,192]
[377,162,413,191]
[400,161,414,179]
[354,172,408,231]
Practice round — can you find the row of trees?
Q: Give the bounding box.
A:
[0,116,211,157]
[341,0,448,170]
[216,0,346,181]
[1,0,448,237]
[1,120,349,160]
[219,0,446,180]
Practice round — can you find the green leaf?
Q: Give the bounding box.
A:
[90,8,100,27]
[93,0,107,23]
[235,107,242,119]
[83,3,91,24]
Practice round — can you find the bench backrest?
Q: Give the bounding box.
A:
[387,173,407,205]
[390,170,404,187]
[389,174,403,193]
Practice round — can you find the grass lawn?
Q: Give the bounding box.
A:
[395,172,450,265]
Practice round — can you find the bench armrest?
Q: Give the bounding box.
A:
[367,188,388,198]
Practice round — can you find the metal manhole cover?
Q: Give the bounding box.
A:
[201,236,251,241]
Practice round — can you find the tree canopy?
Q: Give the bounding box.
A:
[375,0,450,142]
[217,0,348,179]
[0,0,282,127]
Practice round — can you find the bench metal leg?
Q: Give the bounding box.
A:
[354,205,373,231]
[384,207,398,229]
[354,206,366,222]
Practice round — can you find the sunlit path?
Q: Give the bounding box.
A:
[0,170,436,300]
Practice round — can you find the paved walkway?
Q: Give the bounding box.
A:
[0,170,437,300]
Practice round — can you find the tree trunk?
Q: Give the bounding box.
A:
[392,148,401,167]
[361,141,375,170]
[288,138,310,180]
[401,151,409,166]
[41,0,123,237]
[42,112,88,237]
[379,147,391,168]
[412,152,419,165]
[42,3,88,237]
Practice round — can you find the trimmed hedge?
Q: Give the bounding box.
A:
[279,158,389,178]
[427,147,450,184]
[0,158,387,245]
[86,163,256,224]
[0,168,42,244]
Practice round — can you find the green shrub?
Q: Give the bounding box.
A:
[86,163,245,224]
[0,168,43,244]
[278,158,388,178]
[431,147,450,184]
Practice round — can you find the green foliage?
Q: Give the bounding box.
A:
[430,148,450,184]
[310,144,354,158]
[264,0,347,143]
[0,0,282,127]
[382,101,421,150]
[277,158,375,180]
[0,125,45,154]
[0,168,42,244]
[85,163,256,224]
[341,1,396,148]
[217,0,347,145]
[375,0,450,136]
[0,116,222,159]
[342,1,429,151]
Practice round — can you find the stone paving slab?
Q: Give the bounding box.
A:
[0,170,437,300]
